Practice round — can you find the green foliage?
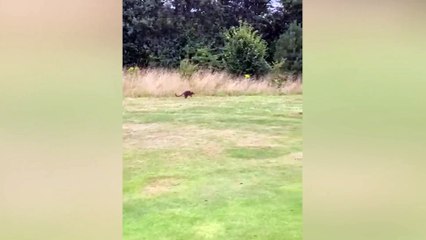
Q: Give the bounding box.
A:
[223,22,271,76]
[270,60,288,87]
[281,0,303,24]
[274,21,302,73]
[191,47,223,70]
[123,0,295,69]
[179,59,198,78]
[123,0,303,76]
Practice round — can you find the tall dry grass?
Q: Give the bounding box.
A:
[123,68,302,97]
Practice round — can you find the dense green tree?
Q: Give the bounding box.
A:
[281,0,302,24]
[223,22,271,76]
[274,21,302,73]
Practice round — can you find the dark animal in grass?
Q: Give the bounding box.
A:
[175,90,194,99]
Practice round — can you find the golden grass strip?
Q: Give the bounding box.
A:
[123,68,302,97]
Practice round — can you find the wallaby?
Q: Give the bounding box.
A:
[175,90,194,99]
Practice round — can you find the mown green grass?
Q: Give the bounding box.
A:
[123,95,302,240]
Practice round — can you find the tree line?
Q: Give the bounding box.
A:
[123,0,302,76]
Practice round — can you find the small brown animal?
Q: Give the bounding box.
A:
[175,90,194,99]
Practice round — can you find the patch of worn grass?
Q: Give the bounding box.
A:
[123,95,302,240]
[226,147,287,159]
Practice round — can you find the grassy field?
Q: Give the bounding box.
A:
[123,95,302,240]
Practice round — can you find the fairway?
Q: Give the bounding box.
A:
[123,95,302,240]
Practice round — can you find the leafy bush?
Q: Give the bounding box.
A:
[274,21,302,73]
[223,22,271,77]
[179,59,198,78]
[191,47,223,70]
